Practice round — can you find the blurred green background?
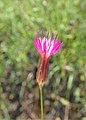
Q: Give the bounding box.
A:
[0,0,86,120]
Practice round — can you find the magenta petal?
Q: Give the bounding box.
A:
[50,42,63,55]
[41,38,46,52]
[34,39,42,54]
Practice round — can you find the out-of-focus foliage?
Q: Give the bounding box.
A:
[0,0,86,119]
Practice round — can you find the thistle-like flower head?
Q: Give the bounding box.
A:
[34,33,63,59]
[34,33,63,87]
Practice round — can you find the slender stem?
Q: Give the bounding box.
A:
[39,86,44,120]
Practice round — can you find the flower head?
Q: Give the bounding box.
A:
[34,33,63,87]
[34,33,63,59]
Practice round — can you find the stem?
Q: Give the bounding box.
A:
[39,86,44,120]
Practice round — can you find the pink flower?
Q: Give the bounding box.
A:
[34,33,63,59]
[34,33,63,87]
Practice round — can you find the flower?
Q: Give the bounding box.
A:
[34,33,63,87]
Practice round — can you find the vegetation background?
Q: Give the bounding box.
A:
[0,0,86,120]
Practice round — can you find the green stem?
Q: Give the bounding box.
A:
[39,86,44,120]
